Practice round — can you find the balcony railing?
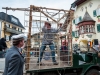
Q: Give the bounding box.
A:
[5,27,23,34]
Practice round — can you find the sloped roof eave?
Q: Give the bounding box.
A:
[78,20,95,25]
[0,12,25,29]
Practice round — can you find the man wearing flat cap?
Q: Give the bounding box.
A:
[37,21,62,65]
[3,34,26,75]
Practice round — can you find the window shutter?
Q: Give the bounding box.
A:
[73,19,75,24]
[72,31,75,37]
[75,31,76,37]
[79,16,82,22]
[9,35,12,40]
[97,24,100,32]
[93,10,97,17]
[5,35,6,41]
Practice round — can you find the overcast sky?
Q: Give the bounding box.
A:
[0,0,75,25]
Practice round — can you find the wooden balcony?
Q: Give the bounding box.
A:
[5,27,23,34]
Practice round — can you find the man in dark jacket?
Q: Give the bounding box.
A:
[0,38,7,58]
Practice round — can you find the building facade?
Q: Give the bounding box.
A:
[0,12,25,48]
[71,0,100,51]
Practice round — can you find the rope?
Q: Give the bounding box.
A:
[35,20,42,32]
[46,9,60,17]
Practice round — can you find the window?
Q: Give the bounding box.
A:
[93,25,95,32]
[96,8,100,16]
[19,28,21,31]
[75,31,79,37]
[72,31,75,37]
[21,29,22,32]
[11,16,18,24]
[79,25,95,34]
[5,35,9,41]
[84,25,86,33]
[72,31,79,38]
[88,2,93,8]
[90,26,92,32]
[73,16,82,25]
[18,28,19,31]
[81,7,84,11]
[81,26,84,33]
[90,25,94,32]
[87,25,90,32]
[93,8,100,17]
[6,24,10,28]
[75,18,80,24]
[12,26,16,30]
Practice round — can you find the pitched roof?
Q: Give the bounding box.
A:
[0,12,25,29]
[82,11,95,22]
[71,0,87,8]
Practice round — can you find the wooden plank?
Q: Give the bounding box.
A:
[36,7,58,23]
[57,12,68,23]
[32,5,69,12]
[26,5,33,70]
[26,56,72,70]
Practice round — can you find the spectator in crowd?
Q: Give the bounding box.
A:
[0,38,7,58]
[60,40,68,52]
[0,38,7,51]
[60,40,68,61]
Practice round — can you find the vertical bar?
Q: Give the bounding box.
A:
[39,8,42,69]
[70,10,74,66]
[58,12,60,67]
[4,9,7,38]
[26,5,33,70]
